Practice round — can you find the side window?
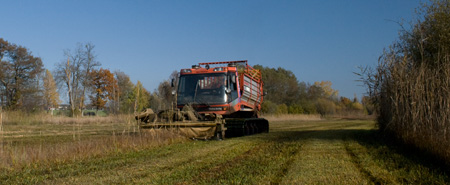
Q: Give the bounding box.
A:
[230,76,238,100]
[177,77,185,94]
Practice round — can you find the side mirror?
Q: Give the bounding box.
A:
[226,88,231,94]
[171,79,175,87]
[172,90,176,95]
[231,75,236,84]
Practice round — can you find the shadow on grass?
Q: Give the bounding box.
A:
[246,128,450,183]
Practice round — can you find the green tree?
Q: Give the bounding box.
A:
[132,81,150,113]
[253,65,301,106]
[307,83,325,100]
[0,38,44,110]
[115,70,135,114]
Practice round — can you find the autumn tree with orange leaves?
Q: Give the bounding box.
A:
[89,68,118,112]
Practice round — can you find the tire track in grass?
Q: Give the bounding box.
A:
[132,138,262,184]
[11,139,225,184]
[113,141,251,184]
[191,143,268,184]
[269,142,301,185]
[281,129,371,184]
[191,133,305,184]
[48,139,249,184]
[155,141,247,172]
[343,140,386,184]
[269,132,310,185]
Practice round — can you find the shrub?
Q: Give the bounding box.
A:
[261,100,278,114]
[315,99,336,116]
[276,104,288,115]
[301,101,317,114]
[288,104,304,114]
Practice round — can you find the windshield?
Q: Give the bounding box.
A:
[177,73,228,105]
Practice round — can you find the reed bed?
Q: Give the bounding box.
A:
[373,60,450,164]
[359,0,450,165]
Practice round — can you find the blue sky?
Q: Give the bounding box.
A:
[0,0,421,99]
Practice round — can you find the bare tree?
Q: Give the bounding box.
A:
[154,71,178,111]
[55,42,101,116]
[54,57,76,116]
[55,58,76,116]
[80,43,100,115]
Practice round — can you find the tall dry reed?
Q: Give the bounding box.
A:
[373,59,450,163]
[359,0,450,164]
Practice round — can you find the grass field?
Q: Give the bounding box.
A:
[1,118,449,184]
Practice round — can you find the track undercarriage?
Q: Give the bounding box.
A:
[136,107,269,140]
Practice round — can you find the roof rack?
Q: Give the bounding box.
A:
[198,60,247,67]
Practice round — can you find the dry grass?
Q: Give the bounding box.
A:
[1,118,449,184]
[0,130,186,170]
[0,111,188,171]
[3,119,446,184]
[262,114,322,122]
[2,111,133,125]
[329,111,376,120]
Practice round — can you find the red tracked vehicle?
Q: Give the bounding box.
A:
[136,60,269,139]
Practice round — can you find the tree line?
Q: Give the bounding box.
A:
[253,65,369,116]
[0,39,171,116]
[0,38,368,117]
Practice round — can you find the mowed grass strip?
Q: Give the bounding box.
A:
[194,133,304,184]
[343,130,450,184]
[4,137,252,184]
[1,119,450,184]
[282,132,369,184]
